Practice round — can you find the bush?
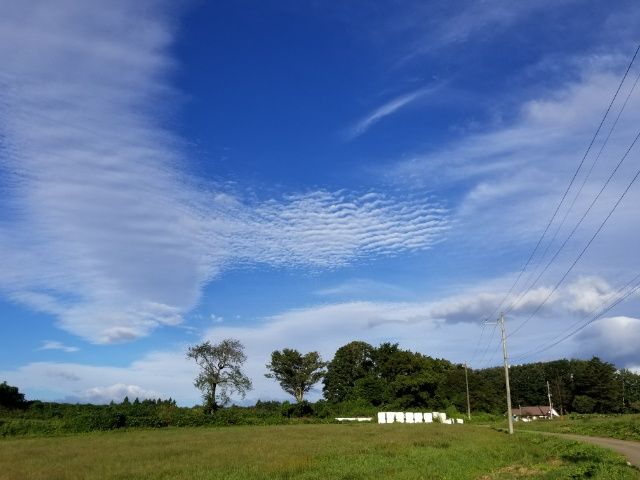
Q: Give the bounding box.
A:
[572,395,597,414]
[281,401,314,418]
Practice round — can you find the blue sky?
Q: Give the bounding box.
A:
[1,0,640,405]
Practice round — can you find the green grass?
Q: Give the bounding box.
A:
[511,414,640,442]
[0,423,637,479]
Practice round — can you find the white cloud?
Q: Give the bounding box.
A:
[386,55,640,282]
[347,86,436,139]
[0,350,199,405]
[391,0,580,65]
[38,341,79,353]
[3,275,638,404]
[565,276,618,314]
[314,278,411,300]
[575,316,640,366]
[72,383,161,404]
[199,279,574,401]
[0,1,450,344]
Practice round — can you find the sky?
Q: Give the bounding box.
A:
[1,0,640,406]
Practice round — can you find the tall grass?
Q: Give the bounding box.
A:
[513,413,640,441]
[0,423,636,479]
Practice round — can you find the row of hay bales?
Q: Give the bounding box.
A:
[377,412,464,424]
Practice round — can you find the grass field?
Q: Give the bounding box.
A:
[510,414,640,442]
[0,423,638,479]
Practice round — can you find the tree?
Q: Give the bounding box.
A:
[323,341,376,403]
[186,339,252,412]
[0,381,26,409]
[265,349,326,402]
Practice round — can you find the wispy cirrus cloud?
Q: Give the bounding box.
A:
[346,86,436,139]
[38,341,79,353]
[395,0,577,63]
[386,57,640,261]
[0,0,449,344]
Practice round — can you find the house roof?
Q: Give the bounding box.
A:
[512,406,554,416]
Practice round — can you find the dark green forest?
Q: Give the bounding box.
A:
[2,341,639,436]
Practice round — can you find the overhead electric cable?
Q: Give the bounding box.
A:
[476,323,498,368]
[485,42,640,320]
[512,274,640,361]
[508,147,640,338]
[468,322,486,364]
[505,128,640,315]
[526,69,640,281]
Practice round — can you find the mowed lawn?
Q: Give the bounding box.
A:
[1,424,638,480]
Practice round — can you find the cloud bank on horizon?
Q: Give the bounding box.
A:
[3,275,640,404]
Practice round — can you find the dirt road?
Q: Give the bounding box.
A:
[522,430,640,468]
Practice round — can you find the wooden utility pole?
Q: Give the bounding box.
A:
[500,313,514,434]
[487,313,513,434]
[464,362,471,420]
[546,380,553,420]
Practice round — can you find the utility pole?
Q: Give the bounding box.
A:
[546,380,553,420]
[487,313,513,434]
[465,362,471,420]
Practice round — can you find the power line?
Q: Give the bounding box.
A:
[520,271,640,358]
[505,127,640,316]
[476,323,498,368]
[513,69,640,306]
[512,274,640,361]
[467,322,486,364]
[509,147,640,338]
[504,72,640,315]
[485,42,640,321]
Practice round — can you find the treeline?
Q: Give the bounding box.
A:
[2,341,639,437]
[319,342,640,415]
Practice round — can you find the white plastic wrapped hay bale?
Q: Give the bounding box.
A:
[413,412,423,423]
[455,418,464,424]
[405,412,415,423]
[395,412,405,423]
[385,412,395,423]
[443,418,453,424]
[423,412,433,423]
[377,412,386,424]
[433,412,447,422]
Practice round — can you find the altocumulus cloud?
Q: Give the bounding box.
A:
[0,0,449,344]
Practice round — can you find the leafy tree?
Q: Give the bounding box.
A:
[186,339,252,412]
[265,349,326,402]
[323,341,376,402]
[617,368,640,412]
[0,381,26,409]
[572,357,620,413]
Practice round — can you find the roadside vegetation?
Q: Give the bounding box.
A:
[1,423,638,480]
[510,413,640,442]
